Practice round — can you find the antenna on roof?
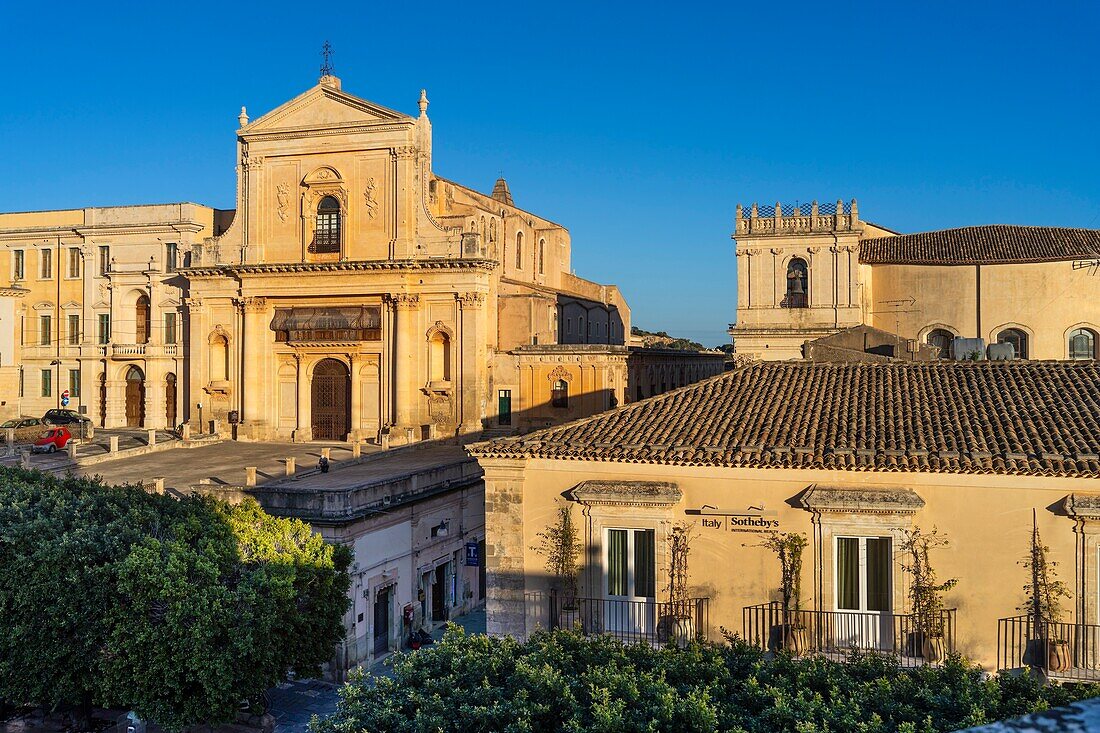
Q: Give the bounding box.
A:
[1072,255,1100,275]
[869,298,920,359]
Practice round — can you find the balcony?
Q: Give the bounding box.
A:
[743,602,957,667]
[998,615,1100,682]
[548,593,710,646]
[109,343,180,359]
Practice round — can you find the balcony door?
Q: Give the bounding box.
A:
[604,528,656,637]
[834,536,892,650]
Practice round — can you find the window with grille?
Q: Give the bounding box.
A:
[1069,328,1096,360]
[309,196,342,253]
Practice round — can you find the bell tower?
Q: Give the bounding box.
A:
[730,199,867,360]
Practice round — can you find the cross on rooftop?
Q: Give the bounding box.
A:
[320,41,334,78]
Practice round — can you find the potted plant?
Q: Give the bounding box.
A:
[658,523,697,648]
[532,503,582,631]
[900,527,957,664]
[1019,512,1072,673]
[760,532,809,656]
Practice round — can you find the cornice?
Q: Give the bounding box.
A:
[242,121,416,144]
[0,221,207,240]
[183,258,499,277]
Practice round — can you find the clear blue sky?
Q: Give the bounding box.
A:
[1,1,1097,347]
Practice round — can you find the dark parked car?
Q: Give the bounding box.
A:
[1,417,45,443]
[42,409,91,427]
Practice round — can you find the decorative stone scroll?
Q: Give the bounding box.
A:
[799,485,925,515]
[547,365,574,383]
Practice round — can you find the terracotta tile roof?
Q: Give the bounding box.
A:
[859,225,1100,265]
[469,362,1100,478]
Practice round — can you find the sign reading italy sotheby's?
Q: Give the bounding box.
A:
[698,513,780,533]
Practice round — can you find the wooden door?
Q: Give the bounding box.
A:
[311,359,349,440]
[125,367,145,427]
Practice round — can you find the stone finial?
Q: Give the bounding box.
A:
[418,89,429,117]
[735,203,743,219]
[238,106,249,127]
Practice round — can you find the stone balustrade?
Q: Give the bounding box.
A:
[734,199,859,236]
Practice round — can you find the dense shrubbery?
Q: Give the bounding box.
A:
[0,467,351,731]
[313,627,1100,733]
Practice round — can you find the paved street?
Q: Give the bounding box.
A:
[2,428,180,470]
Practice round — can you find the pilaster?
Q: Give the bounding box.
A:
[457,291,487,434]
[480,457,530,639]
[392,293,420,440]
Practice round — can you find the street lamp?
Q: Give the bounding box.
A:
[49,359,61,409]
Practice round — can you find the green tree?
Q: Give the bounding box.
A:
[312,627,1100,733]
[0,467,350,731]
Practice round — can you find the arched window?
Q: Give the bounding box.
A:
[515,232,524,270]
[1069,328,1097,360]
[538,239,545,274]
[135,293,150,344]
[429,330,451,382]
[783,258,808,308]
[926,328,955,360]
[210,334,229,381]
[310,195,341,253]
[997,328,1028,359]
[551,379,568,408]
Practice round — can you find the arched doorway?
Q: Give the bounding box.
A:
[125,366,146,427]
[165,372,177,428]
[311,358,350,440]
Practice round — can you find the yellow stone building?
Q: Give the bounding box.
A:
[1,72,722,435]
[0,204,226,425]
[731,200,1100,361]
[472,360,1100,673]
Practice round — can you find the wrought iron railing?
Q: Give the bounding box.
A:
[742,602,956,667]
[308,230,341,254]
[549,593,710,645]
[998,615,1100,681]
[780,293,808,309]
[748,201,852,218]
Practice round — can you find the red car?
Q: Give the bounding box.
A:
[32,427,72,453]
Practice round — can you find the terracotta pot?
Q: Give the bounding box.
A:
[921,635,947,664]
[1048,639,1072,673]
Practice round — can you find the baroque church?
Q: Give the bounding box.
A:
[0,71,723,436]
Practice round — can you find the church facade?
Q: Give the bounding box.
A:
[1,73,722,435]
[731,200,1100,361]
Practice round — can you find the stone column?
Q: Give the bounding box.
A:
[144,363,167,430]
[481,457,529,639]
[457,292,487,434]
[294,355,311,442]
[348,352,361,441]
[240,297,269,438]
[105,379,127,428]
[392,294,420,436]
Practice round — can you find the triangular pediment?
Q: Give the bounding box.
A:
[243,82,411,134]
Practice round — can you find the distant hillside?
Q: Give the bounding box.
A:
[631,326,720,352]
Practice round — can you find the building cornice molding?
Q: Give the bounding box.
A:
[182,258,498,277]
[0,222,206,240]
[568,480,682,507]
[799,485,925,515]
